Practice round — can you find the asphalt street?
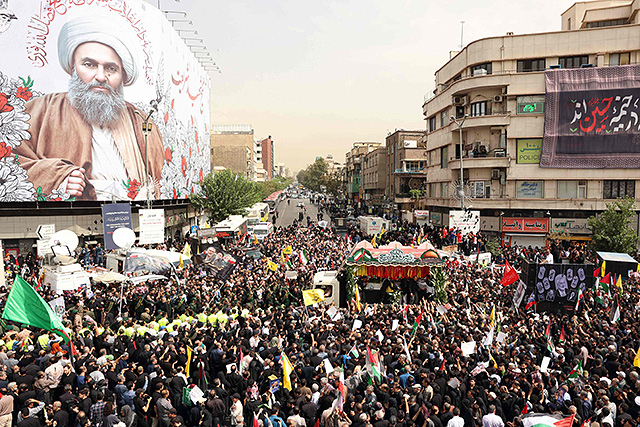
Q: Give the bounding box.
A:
[274,197,330,228]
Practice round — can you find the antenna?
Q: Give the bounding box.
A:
[112,227,136,250]
[460,21,465,50]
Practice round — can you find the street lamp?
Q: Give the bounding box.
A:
[451,114,469,209]
[134,110,154,209]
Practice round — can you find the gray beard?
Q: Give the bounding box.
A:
[66,71,126,128]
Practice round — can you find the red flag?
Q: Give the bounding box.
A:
[521,404,528,415]
[439,358,445,371]
[559,325,565,343]
[500,262,519,286]
[600,272,611,284]
[593,266,600,277]
[554,414,575,427]
[314,419,319,427]
[580,417,591,427]
[252,414,260,427]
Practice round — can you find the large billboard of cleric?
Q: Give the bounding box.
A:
[540,65,640,169]
[0,0,210,201]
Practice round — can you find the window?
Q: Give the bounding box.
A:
[517,58,546,72]
[609,52,630,66]
[441,182,448,198]
[558,181,587,199]
[440,146,448,169]
[603,180,635,199]
[585,19,627,28]
[440,110,449,127]
[456,105,465,119]
[517,95,545,114]
[471,181,490,198]
[430,182,437,198]
[470,101,488,117]
[471,62,492,76]
[429,116,437,132]
[559,55,589,69]
[567,17,571,30]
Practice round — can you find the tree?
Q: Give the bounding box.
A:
[297,157,342,196]
[189,170,262,224]
[588,196,638,254]
[255,176,293,201]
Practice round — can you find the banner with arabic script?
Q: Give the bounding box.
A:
[540,65,640,168]
[0,0,210,202]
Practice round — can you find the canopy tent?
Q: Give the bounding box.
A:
[94,271,127,283]
[345,240,443,279]
[597,251,639,279]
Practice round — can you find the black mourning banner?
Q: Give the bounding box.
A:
[541,65,640,168]
[521,260,594,313]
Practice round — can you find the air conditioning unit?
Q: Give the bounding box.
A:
[491,169,500,180]
[452,96,463,106]
[493,95,503,103]
[460,96,470,106]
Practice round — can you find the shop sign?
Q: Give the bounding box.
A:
[502,218,549,233]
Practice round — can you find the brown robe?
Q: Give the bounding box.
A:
[15,92,164,200]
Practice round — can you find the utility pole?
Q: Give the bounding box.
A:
[451,114,468,209]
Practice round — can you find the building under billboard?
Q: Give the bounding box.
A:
[421,0,640,247]
[0,0,211,255]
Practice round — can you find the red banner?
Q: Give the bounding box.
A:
[502,218,549,233]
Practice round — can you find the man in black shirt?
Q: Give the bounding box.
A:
[17,408,41,427]
[51,401,69,427]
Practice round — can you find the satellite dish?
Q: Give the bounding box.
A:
[48,230,79,265]
[113,227,136,249]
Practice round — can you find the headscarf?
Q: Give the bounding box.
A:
[57,15,139,86]
[121,405,135,427]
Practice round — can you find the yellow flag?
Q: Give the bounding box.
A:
[182,243,192,258]
[178,255,184,269]
[489,352,497,369]
[280,251,286,264]
[615,274,623,292]
[634,346,640,368]
[282,245,293,255]
[380,227,385,236]
[254,235,259,245]
[601,261,606,277]
[637,262,640,274]
[302,289,325,306]
[354,286,361,312]
[185,346,193,377]
[371,234,377,248]
[267,259,278,271]
[281,352,294,391]
[489,306,495,328]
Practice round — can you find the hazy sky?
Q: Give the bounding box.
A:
[176,0,577,173]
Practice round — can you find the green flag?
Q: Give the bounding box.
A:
[568,360,583,380]
[2,276,68,342]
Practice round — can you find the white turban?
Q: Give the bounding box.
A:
[57,15,139,86]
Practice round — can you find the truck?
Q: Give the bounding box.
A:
[358,216,390,236]
[44,263,91,295]
[251,222,274,241]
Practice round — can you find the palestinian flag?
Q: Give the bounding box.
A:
[568,360,583,380]
[559,325,565,343]
[400,304,409,323]
[299,250,309,265]
[286,257,295,270]
[438,358,446,371]
[365,345,382,382]
[544,319,551,339]
[575,288,584,311]
[595,289,604,305]
[349,344,359,359]
[600,273,611,294]
[411,311,423,336]
[593,266,600,277]
[610,295,621,323]
[522,413,574,427]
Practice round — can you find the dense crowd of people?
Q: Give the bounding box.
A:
[0,199,638,427]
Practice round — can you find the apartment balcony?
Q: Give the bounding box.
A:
[453,112,511,129]
[395,194,414,204]
[449,155,510,169]
[394,168,427,175]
